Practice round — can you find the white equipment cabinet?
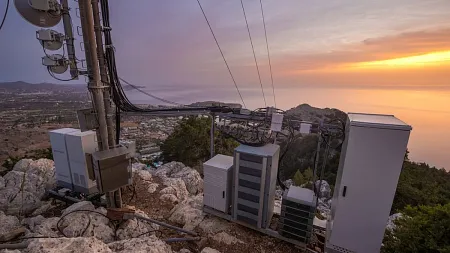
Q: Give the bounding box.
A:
[203,154,234,213]
[49,128,78,190]
[326,113,411,253]
[65,130,98,194]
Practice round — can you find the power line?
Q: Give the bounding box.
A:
[240,0,267,108]
[0,0,9,32]
[118,77,185,106]
[196,0,247,109]
[259,0,276,108]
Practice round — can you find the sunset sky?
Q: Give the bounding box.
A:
[1,0,449,93]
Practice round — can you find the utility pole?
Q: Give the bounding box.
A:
[210,113,215,158]
[60,0,78,79]
[78,0,121,207]
[89,0,121,207]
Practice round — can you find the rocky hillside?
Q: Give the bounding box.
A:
[0,159,309,253]
[285,104,346,122]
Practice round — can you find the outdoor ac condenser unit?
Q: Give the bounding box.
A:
[232,144,280,229]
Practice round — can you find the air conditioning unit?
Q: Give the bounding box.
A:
[279,186,315,244]
[232,144,280,229]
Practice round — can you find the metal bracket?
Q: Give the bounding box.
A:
[79,42,85,51]
[76,26,83,36]
[75,7,80,18]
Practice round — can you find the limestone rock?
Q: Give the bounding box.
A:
[31,201,56,216]
[314,180,331,199]
[316,198,331,219]
[386,213,403,231]
[212,232,244,245]
[160,178,189,202]
[59,209,114,243]
[0,176,5,189]
[32,217,60,237]
[134,169,159,194]
[284,179,293,188]
[116,217,159,241]
[12,159,33,172]
[21,215,46,231]
[159,194,179,204]
[7,189,41,215]
[178,249,192,253]
[0,250,21,253]
[275,188,283,200]
[62,201,95,216]
[26,237,112,253]
[273,199,281,215]
[169,194,204,230]
[198,217,230,234]
[0,211,20,238]
[108,236,172,253]
[155,162,203,195]
[201,247,221,253]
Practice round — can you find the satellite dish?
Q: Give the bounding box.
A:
[15,0,62,28]
[48,54,68,74]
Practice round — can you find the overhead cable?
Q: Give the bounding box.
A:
[0,0,9,32]
[259,0,276,107]
[240,0,267,107]
[196,0,247,108]
[118,77,185,106]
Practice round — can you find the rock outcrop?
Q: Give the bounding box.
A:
[386,213,403,231]
[26,237,112,253]
[0,211,21,238]
[108,236,172,253]
[169,194,204,230]
[0,159,55,215]
[201,247,221,253]
[315,180,331,199]
[154,162,203,195]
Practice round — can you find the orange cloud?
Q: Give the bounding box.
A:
[273,28,450,89]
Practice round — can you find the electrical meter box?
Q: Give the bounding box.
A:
[203,154,234,213]
[326,113,411,253]
[92,146,132,193]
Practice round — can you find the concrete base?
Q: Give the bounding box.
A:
[203,205,307,249]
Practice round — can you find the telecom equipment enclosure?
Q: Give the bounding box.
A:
[65,130,98,194]
[232,144,280,229]
[49,128,78,190]
[326,113,411,253]
[203,154,234,213]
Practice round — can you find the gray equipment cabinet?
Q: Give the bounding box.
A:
[232,144,280,229]
[326,113,411,253]
[203,154,234,213]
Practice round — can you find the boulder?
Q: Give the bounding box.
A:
[116,217,159,241]
[31,201,56,216]
[178,249,192,253]
[212,232,244,245]
[0,211,20,238]
[0,177,5,189]
[108,236,172,253]
[201,247,221,253]
[6,189,41,215]
[169,194,204,230]
[32,217,60,237]
[0,250,21,253]
[155,162,203,195]
[275,188,283,200]
[316,198,331,219]
[12,159,33,172]
[26,237,112,253]
[386,213,403,231]
[314,180,331,199]
[21,215,46,231]
[198,216,230,234]
[273,199,282,215]
[284,179,293,188]
[62,201,95,216]
[160,178,189,203]
[58,206,114,243]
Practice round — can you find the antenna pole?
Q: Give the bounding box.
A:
[90,0,122,207]
[77,1,109,149]
[60,0,78,79]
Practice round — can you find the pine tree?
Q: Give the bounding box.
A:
[293,169,305,186]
